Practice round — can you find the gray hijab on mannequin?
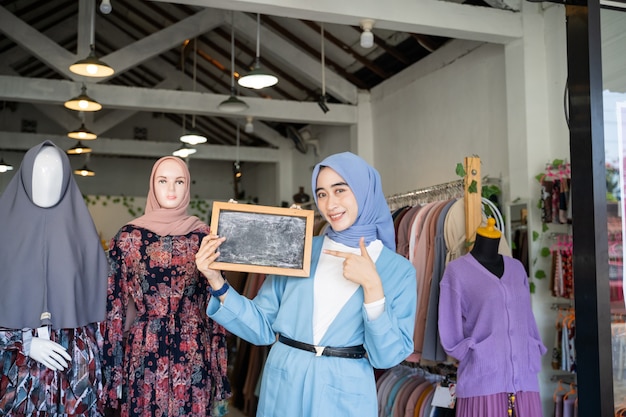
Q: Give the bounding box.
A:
[0,140,108,329]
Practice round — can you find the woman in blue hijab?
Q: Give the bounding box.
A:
[196,152,417,417]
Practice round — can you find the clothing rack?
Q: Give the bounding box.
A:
[385,179,464,211]
[385,156,483,247]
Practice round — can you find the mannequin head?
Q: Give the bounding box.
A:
[31,146,63,208]
[153,158,187,209]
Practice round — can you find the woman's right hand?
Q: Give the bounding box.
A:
[195,234,227,286]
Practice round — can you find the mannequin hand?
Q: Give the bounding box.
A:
[196,234,227,285]
[29,337,71,371]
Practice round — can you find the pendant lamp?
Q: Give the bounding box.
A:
[69,4,114,77]
[64,85,102,111]
[73,154,95,176]
[69,45,114,77]
[74,165,96,176]
[67,141,93,155]
[219,12,248,112]
[0,158,13,173]
[238,13,277,90]
[180,39,207,145]
[173,143,197,158]
[68,122,97,140]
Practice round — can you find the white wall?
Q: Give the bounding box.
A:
[370,40,509,197]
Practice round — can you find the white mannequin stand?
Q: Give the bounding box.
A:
[22,146,72,371]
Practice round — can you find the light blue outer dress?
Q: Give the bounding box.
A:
[207,235,417,417]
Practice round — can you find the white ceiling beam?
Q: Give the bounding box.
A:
[76,0,95,57]
[0,76,357,125]
[0,6,76,78]
[154,0,522,43]
[0,132,282,163]
[233,11,358,104]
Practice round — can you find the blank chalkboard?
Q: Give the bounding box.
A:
[210,202,314,277]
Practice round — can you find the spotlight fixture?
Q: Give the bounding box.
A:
[318,95,330,114]
[69,45,114,77]
[319,24,330,115]
[244,116,254,134]
[66,141,93,155]
[74,164,95,177]
[0,158,13,173]
[219,13,249,112]
[180,128,208,145]
[234,122,242,179]
[238,13,278,89]
[172,143,197,158]
[67,123,97,140]
[233,161,242,179]
[64,85,102,111]
[360,19,375,49]
[99,0,112,14]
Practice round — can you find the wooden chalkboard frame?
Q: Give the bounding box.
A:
[210,202,314,277]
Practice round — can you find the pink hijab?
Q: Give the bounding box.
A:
[127,156,205,236]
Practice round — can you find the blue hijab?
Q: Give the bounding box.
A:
[311,152,395,251]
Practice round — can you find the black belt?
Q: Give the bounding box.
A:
[278,335,366,359]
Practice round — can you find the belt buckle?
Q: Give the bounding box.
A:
[314,345,325,357]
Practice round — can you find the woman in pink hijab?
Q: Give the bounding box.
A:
[101,157,231,417]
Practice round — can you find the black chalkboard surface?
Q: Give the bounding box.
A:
[210,202,314,277]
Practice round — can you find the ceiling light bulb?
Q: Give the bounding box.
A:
[360,31,374,49]
[100,0,112,14]
[245,116,254,134]
[360,19,375,49]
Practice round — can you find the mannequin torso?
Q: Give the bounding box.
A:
[470,220,504,278]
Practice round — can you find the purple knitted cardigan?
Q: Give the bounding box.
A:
[438,253,547,398]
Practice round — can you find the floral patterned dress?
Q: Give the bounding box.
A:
[0,324,104,416]
[101,225,230,417]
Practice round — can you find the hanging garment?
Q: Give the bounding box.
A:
[101,225,230,417]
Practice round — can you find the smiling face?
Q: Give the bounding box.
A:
[153,159,187,209]
[315,167,358,232]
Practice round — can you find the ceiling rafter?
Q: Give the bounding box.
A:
[260,15,368,91]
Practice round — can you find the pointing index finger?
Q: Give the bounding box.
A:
[323,249,350,259]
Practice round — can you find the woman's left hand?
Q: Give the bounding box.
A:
[323,237,384,303]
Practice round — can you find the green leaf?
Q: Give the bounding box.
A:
[481,184,501,199]
[455,163,466,178]
[542,223,549,233]
[540,247,551,257]
[529,281,536,294]
[552,159,564,167]
[468,180,478,194]
[532,231,540,241]
[535,270,546,279]
[535,173,545,183]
